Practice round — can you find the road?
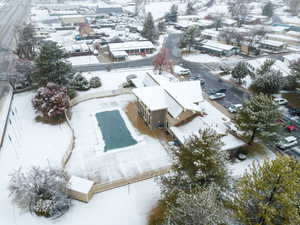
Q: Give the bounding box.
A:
[0,0,31,73]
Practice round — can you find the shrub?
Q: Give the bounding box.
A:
[72,73,90,91]
[89,76,101,88]
[8,167,72,218]
[32,82,70,121]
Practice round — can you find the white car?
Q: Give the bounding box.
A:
[228,104,243,113]
[276,136,298,149]
[273,97,288,105]
[174,65,191,76]
[224,121,238,133]
[209,92,226,100]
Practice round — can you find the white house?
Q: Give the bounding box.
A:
[281,53,300,66]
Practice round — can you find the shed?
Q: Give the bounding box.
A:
[67,176,95,203]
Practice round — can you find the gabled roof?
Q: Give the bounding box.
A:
[132,74,203,115]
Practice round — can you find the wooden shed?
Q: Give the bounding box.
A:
[67,176,95,203]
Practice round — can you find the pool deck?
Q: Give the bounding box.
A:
[66,95,171,187]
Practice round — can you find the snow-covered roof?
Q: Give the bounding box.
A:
[111,50,128,57]
[259,39,286,47]
[202,29,220,38]
[282,53,300,62]
[68,176,94,194]
[266,33,300,42]
[201,40,237,51]
[286,30,300,37]
[133,86,167,111]
[132,74,203,114]
[246,57,291,76]
[108,41,155,52]
[170,101,245,151]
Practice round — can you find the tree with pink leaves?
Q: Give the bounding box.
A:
[32,82,70,121]
[152,48,174,74]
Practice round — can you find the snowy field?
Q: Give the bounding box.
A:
[69,55,100,65]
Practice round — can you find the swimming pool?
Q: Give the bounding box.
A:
[95,110,137,151]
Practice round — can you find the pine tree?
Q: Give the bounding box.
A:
[233,93,281,144]
[262,2,274,17]
[166,4,178,22]
[32,82,70,121]
[251,70,283,94]
[141,12,158,43]
[290,59,300,81]
[159,128,229,201]
[233,155,300,225]
[180,25,199,52]
[163,184,232,225]
[231,62,249,84]
[186,1,196,15]
[158,21,166,33]
[256,59,275,77]
[32,42,74,87]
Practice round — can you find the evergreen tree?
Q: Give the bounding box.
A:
[158,21,166,33]
[233,93,281,144]
[163,184,232,225]
[186,1,196,15]
[290,59,300,81]
[166,4,178,22]
[180,25,199,52]
[233,155,300,225]
[160,128,229,201]
[251,70,283,94]
[256,59,275,77]
[32,42,73,87]
[231,62,249,84]
[141,13,158,43]
[262,2,274,17]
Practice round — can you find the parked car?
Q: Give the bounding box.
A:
[273,97,288,105]
[228,104,243,113]
[216,88,227,93]
[174,65,191,76]
[276,136,298,149]
[289,107,300,116]
[209,92,226,100]
[200,79,205,85]
[291,146,300,155]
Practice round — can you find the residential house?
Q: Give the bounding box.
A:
[265,33,300,45]
[132,72,245,151]
[201,29,220,41]
[108,41,155,61]
[281,53,300,66]
[96,3,123,14]
[259,39,287,52]
[198,40,240,56]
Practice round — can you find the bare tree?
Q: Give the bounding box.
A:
[228,0,249,26]
[288,0,300,16]
[152,48,174,74]
[15,24,36,60]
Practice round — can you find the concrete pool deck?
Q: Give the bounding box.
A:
[66,94,171,186]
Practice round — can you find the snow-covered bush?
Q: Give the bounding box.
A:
[72,73,90,91]
[89,76,101,88]
[8,167,72,218]
[32,82,70,121]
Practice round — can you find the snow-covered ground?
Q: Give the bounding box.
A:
[0,66,278,225]
[69,55,100,65]
[183,53,222,63]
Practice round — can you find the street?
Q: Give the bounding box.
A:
[0,0,31,73]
